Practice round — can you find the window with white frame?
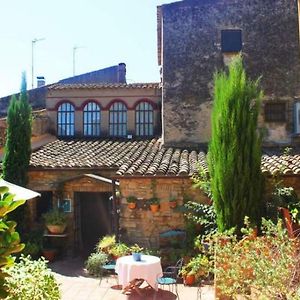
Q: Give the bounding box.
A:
[109,102,127,137]
[57,102,75,136]
[295,102,300,134]
[135,102,154,136]
[83,102,101,137]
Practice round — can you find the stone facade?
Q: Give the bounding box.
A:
[158,0,300,147]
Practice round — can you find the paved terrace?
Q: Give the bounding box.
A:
[51,258,214,300]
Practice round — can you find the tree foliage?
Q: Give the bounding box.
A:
[2,73,32,232]
[0,186,25,299]
[2,72,32,186]
[208,56,263,232]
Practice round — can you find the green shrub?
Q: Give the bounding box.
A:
[4,255,60,300]
[213,218,300,299]
[42,209,67,226]
[85,252,108,277]
[0,186,25,299]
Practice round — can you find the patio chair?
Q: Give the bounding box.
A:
[157,258,184,299]
[100,260,117,285]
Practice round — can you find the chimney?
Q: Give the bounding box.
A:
[117,63,126,83]
[37,76,45,88]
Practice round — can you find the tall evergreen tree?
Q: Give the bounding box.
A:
[208,56,263,232]
[3,73,32,186]
[2,73,32,233]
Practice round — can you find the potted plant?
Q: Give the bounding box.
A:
[180,254,210,286]
[108,243,130,260]
[97,235,116,254]
[126,195,137,209]
[169,196,177,209]
[43,209,68,234]
[42,247,57,262]
[148,197,160,213]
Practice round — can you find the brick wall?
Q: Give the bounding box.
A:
[118,177,209,248]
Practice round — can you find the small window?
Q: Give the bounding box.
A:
[264,103,286,122]
[135,102,154,136]
[109,102,127,137]
[221,29,242,53]
[83,102,101,137]
[57,102,75,136]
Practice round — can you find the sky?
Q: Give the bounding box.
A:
[0,0,181,97]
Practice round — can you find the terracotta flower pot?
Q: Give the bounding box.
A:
[169,201,177,209]
[184,274,195,286]
[128,203,136,209]
[42,249,57,262]
[46,224,67,234]
[150,204,159,213]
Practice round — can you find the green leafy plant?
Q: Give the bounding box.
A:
[148,197,160,205]
[126,196,137,203]
[183,201,217,236]
[22,229,43,258]
[109,243,130,257]
[42,209,67,226]
[192,165,212,199]
[129,244,144,254]
[273,186,300,224]
[4,255,60,300]
[180,254,211,278]
[97,235,116,253]
[209,55,263,232]
[85,251,108,277]
[0,186,25,299]
[213,218,300,299]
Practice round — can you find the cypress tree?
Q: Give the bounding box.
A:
[208,56,263,232]
[2,73,32,231]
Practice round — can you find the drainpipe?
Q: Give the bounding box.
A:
[111,179,119,242]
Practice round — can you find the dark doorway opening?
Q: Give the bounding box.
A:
[75,192,111,257]
[36,191,53,222]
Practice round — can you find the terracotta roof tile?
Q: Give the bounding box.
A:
[30,138,206,177]
[48,82,160,90]
[30,138,300,176]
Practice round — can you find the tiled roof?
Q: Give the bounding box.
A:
[29,138,300,176]
[48,83,160,90]
[30,138,206,177]
[261,152,300,175]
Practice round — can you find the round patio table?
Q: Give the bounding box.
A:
[115,255,163,291]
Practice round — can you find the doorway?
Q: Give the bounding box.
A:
[75,192,111,257]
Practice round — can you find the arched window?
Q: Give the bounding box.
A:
[109,102,127,137]
[83,102,101,137]
[135,102,154,136]
[57,102,75,136]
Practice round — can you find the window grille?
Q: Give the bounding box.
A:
[109,102,127,137]
[57,102,75,136]
[135,102,154,136]
[83,102,101,137]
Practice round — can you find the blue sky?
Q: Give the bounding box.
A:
[0,0,180,97]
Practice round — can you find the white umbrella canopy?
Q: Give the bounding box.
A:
[0,179,40,201]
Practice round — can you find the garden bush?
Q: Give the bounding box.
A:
[4,255,60,300]
[85,251,108,277]
[213,218,300,299]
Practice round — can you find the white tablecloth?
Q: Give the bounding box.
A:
[115,255,163,290]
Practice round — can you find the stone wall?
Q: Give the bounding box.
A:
[118,177,209,248]
[160,0,300,147]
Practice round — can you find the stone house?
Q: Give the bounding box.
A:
[21,0,300,253]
